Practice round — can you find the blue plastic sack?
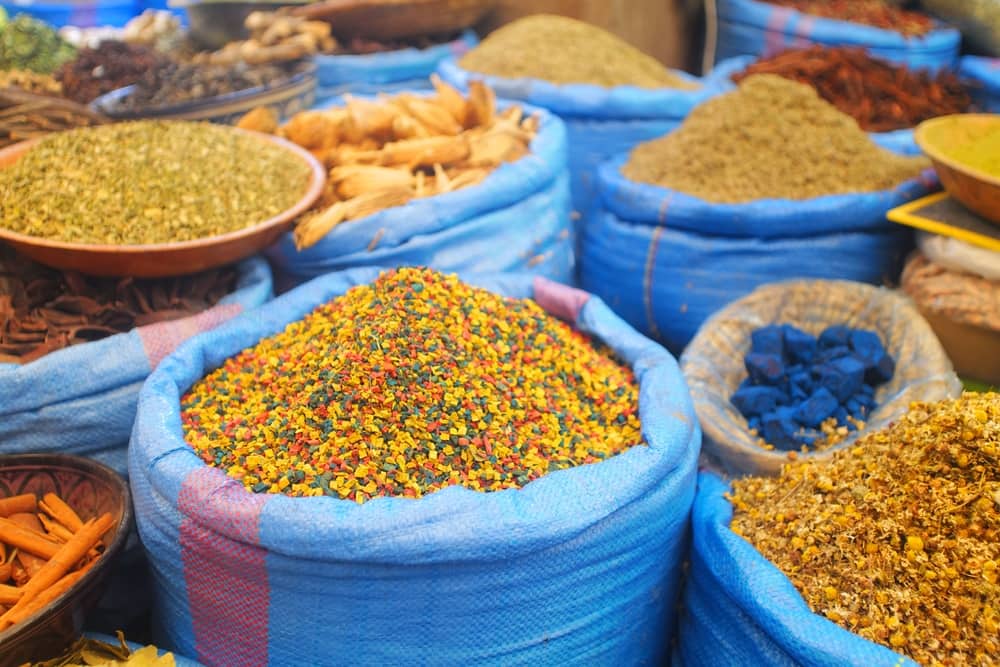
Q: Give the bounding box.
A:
[0,0,139,27]
[267,100,574,289]
[579,152,936,354]
[436,59,720,227]
[129,267,701,667]
[961,55,1000,112]
[0,257,272,477]
[678,471,920,666]
[314,30,477,99]
[711,0,960,71]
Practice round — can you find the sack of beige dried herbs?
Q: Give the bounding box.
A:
[580,74,937,352]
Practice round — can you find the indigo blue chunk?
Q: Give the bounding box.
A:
[819,325,852,348]
[794,387,839,427]
[751,326,785,357]
[848,330,884,362]
[818,345,851,362]
[783,325,817,364]
[817,357,866,402]
[866,353,896,385]
[762,408,800,450]
[731,386,787,417]
[745,353,785,384]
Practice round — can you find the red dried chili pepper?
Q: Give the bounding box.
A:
[766,0,934,37]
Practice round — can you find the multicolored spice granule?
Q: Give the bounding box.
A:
[181,267,643,503]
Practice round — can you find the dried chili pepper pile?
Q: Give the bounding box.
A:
[730,393,1000,665]
[181,267,643,503]
[0,245,237,364]
[733,46,971,132]
[56,40,168,104]
[766,0,934,36]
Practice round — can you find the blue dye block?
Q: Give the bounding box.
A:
[790,370,812,391]
[748,416,762,432]
[746,353,785,384]
[834,406,849,423]
[859,384,875,397]
[858,392,876,409]
[819,325,852,348]
[793,387,839,428]
[738,377,756,392]
[866,353,896,385]
[817,356,866,402]
[731,385,787,418]
[790,384,808,401]
[818,345,851,362]
[751,326,786,357]
[762,407,801,450]
[845,397,864,418]
[782,325,817,364]
[848,330,884,362]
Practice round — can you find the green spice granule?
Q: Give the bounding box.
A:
[0,120,312,245]
[181,267,644,502]
[730,393,1000,666]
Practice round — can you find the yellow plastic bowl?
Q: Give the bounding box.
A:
[915,114,1000,225]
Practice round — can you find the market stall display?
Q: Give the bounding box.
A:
[680,279,960,476]
[56,41,168,104]
[580,74,934,352]
[130,267,699,666]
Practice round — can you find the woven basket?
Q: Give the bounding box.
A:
[293,0,494,41]
[680,279,962,477]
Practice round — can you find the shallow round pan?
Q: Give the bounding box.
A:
[0,128,325,278]
[915,114,1000,226]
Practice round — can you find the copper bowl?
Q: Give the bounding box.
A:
[915,114,1000,226]
[0,454,132,667]
[0,127,325,278]
[293,0,495,41]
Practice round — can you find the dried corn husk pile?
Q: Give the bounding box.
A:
[194,11,337,66]
[240,77,539,250]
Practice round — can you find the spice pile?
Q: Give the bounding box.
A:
[938,122,1000,177]
[244,78,536,249]
[0,69,62,96]
[0,491,113,630]
[181,267,642,502]
[0,120,312,245]
[0,87,107,150]
[765,0,934,36]
[902,252,1000,333]
[0,14,76,74]
[56,40,168,104]
[29,632,175,667]
[121,10,184,54]
[729,393,1000,665]
[622,74,929,203]
[732,324,894,451]
[334,32,461,55]
[194,11,336,66]
[459,14,698,89]
[0,245,238,364]
[732,46,971,132]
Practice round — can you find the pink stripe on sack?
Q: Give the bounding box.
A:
[139,303,243,368]
[179,467,270,667]
[533,276,591,323]
[793,16,816,48]
[765,7,796,56]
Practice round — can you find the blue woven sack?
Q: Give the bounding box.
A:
[961,55,1000,112]
[579,150,936,354]
[436,59,720,230]
[0,257,272,477]
[267,100,574,289]
[129,267,701,667]
[678,471,920,666]
[710,0,960,71]
[0,0,139,27]
[314,31,477,99]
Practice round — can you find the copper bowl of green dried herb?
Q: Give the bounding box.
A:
[0,120,325,278]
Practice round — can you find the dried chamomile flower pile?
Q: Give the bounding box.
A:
[730,392,1000,665]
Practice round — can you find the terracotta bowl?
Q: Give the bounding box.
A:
[292,0,495,41]
[0,127,325,278]
[915,114,1000,225]
[0,454,132,667]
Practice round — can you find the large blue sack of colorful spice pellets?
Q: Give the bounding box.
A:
[708,0,960,71]
[679,279,961,477]
[128,266,701,667]
[579,143,937,354]
[436,59,722,236]
[266,100,575,289]
[676,471,922,667]
[313,30,477,99]
[960,55,1000,112]
[706,56,920,155]
[0,256,272,478]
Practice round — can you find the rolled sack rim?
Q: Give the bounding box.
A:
[132,267,702,563]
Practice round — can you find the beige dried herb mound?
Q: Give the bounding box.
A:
[0,120,312,245]
[622,74,929,203]
[730,392,1000,666]
[459,14,698,90]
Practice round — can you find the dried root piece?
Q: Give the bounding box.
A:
[294,201,347,250]
[329,165,413,199]
[236,106,280,134]
[468,80,496,128]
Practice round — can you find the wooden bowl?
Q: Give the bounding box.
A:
[0,454,132,667]
[915,114,1000,225]
[292,0,495,41]
[0,128,325,278]
[919,309,1000,386]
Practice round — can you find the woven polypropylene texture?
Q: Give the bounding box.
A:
[960,56,1000,112]
[679,279,961,477]
[0,257,272,477]
[266,100,575,288]
[578,153,935,354]
[711,0,960,71]
[678,471,921,666]
[129,267,701,667]
[314,30,478,99]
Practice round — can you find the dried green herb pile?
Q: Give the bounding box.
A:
[181,267,643,502]
[0,14,77,74]
[0,120,312,245]
[730,393,1000,665]
[459,14,698,89]
[622,74,929,203]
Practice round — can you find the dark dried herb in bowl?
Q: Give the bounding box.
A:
[56,40,169,105]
